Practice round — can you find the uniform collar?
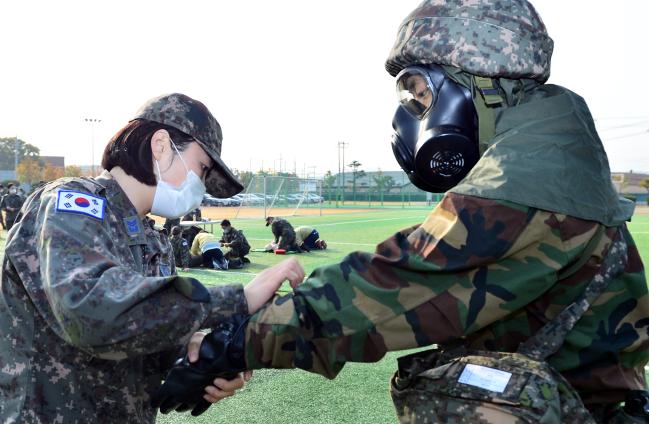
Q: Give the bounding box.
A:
[95,171,148,245]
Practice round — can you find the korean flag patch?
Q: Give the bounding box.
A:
[56,190,106,221]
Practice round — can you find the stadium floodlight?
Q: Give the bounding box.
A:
[84,118,102,176]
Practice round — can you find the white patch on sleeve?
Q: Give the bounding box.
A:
[457,363,512,393]
[56,190,105,221]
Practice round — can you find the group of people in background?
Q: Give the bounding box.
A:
[264,216,327,252]
[159,213,326,272]
[167,218,252,271]
[0,183,26,232]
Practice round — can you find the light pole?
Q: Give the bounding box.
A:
[337,141,349,204]
[84,118,101,176]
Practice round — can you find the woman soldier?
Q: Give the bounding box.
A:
[0,93,303,423]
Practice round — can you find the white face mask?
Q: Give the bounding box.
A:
[150,140,206,219]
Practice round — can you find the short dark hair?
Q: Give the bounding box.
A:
[171,225,183,236]
[101,119,195,186]
[220,219,231,227]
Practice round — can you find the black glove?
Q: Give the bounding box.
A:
[151,314,250,416]
[624,390,649,421]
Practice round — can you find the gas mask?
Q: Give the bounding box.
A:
[391,64,479,193]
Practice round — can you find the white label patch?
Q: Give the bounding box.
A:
[56,190,105,221]
[457,364,512,393]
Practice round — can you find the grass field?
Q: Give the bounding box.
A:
[1,206,648,423]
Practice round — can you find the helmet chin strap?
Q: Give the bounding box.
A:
[438,65,503,156]
[471,75,502,155]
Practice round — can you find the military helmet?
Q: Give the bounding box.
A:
[132,93,243,198]
[385,0,554,82]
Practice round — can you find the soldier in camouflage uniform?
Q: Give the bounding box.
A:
[163,216,181,233]
[220,219,251,263]
[0,93,306,423]
[265,216,303,252]
[1,183,25,231]
[156,2,649,422]
[0,183,6,230]
[171,225,191,271]
[157,226,176,277]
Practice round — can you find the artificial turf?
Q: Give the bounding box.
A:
[1,207,648,424]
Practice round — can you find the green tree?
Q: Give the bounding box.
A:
[640,178,649,193]
[236,170,254,189]
[373,170,395,205]
[347,160,365,203]
[323,170,336,203]
[0,137,40,170]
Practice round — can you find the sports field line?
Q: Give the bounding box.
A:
[314,215,425,227]
[191,270,259,276]
[247,238,376,247]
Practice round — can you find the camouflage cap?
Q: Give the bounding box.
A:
[385,0,554,82]
[132,93,243,198]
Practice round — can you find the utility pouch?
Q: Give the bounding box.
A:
[390,228,628,424]
[390,346,594,423]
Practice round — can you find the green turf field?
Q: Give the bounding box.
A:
[1,209,648,423]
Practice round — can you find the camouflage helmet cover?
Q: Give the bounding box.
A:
[132,93,243,198]
[385,0,554,82]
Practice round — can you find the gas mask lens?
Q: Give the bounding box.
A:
[396,68,437,119]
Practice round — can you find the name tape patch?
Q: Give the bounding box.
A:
[457,363,512,393]
[56,191,105,221]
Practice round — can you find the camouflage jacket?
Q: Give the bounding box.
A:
[170,234,191,268]
[156,228,176,276]
[271,219,300,251]
[245,193,648,407]
[1,192,24,215]
[221,227,250,257]
[0,173,247,424]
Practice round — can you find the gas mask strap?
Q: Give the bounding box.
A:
[474,76,503,106]
[472,76,502,153]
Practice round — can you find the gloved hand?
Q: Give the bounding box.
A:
[151,314,250,416]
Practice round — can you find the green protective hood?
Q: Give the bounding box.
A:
[450,84,634,226]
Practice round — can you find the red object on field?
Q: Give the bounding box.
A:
[274,249,286,255]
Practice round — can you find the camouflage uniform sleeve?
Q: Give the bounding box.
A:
[229,231,244,250]
[181,239,191,268]
[29,192,247,360]
[245,193,595,378]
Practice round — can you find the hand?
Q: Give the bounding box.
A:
[244,258,304,314]
[152,316,250,416]
[190,331,252,405]
[203,371,253,403]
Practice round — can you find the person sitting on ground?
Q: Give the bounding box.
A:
[220,219,251,266]
[189,229,228,270]
[265,216,303,252]
[295,225,327,251]
[170,225,190,271]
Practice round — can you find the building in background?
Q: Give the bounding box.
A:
[611,171,649,203]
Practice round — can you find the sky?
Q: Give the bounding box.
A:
[1,1,648,178]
